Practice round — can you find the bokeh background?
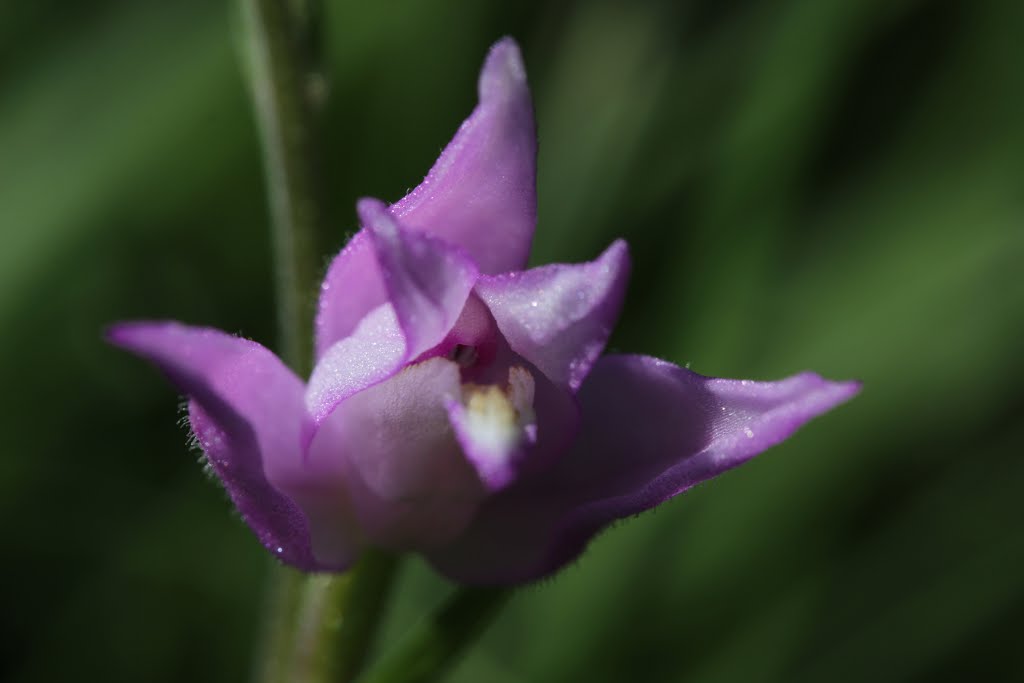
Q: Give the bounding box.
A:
[3,0,1023,681]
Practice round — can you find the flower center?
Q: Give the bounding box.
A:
[448,343,479,368]
[459,366,536,452]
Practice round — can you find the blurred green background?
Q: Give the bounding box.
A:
[3,0,1023,681]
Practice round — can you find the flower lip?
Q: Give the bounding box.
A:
[447,364,538,492]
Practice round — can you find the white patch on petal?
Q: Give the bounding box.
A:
[451,366,538,490]
[461,366,535,452]
[462,385,520,454]
[506,366,536,435]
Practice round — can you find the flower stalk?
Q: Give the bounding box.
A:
[239,0,326,378]
[281,550,399,683]
[324,550,400,683]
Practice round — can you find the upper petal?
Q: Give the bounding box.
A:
[427,354,860,584]
[475,240,630,391]
[390,37,537,274]
[315,229,385,358]
[107,322,352,571]
[314,38,536,356]
[358,198,478,360]
[306,303,408,425]
[307,203,479,424]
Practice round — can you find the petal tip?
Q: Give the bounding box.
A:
[104,322,134,347]
[600,239,631,272]
[356,197,391,228]
[752,372,862,447]
[479,37,527,101]
[104,320,177,353]
[831,377,864,403]
[801,372,863,402]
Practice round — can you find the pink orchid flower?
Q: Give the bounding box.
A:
[109,38,859,585]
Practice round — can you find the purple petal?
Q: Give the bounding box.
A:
[358,198,478,360]
[307,203,479,425]
[107,322,352,571]
[306,303,407,425]
[428,355,860,584]
[308,357,487,551]
[314,230,385,358]
[314,38,536,356]
[476,240,630,391]
[391,37,537,274]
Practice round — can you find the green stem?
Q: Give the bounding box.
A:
[259,552,399,683]
[293,551,401,683]
[239,0,327,377]
[254,566,306,683]
[333,551,402,682]
[358,587,513,683]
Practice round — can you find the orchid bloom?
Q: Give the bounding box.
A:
[109,38,859,585]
